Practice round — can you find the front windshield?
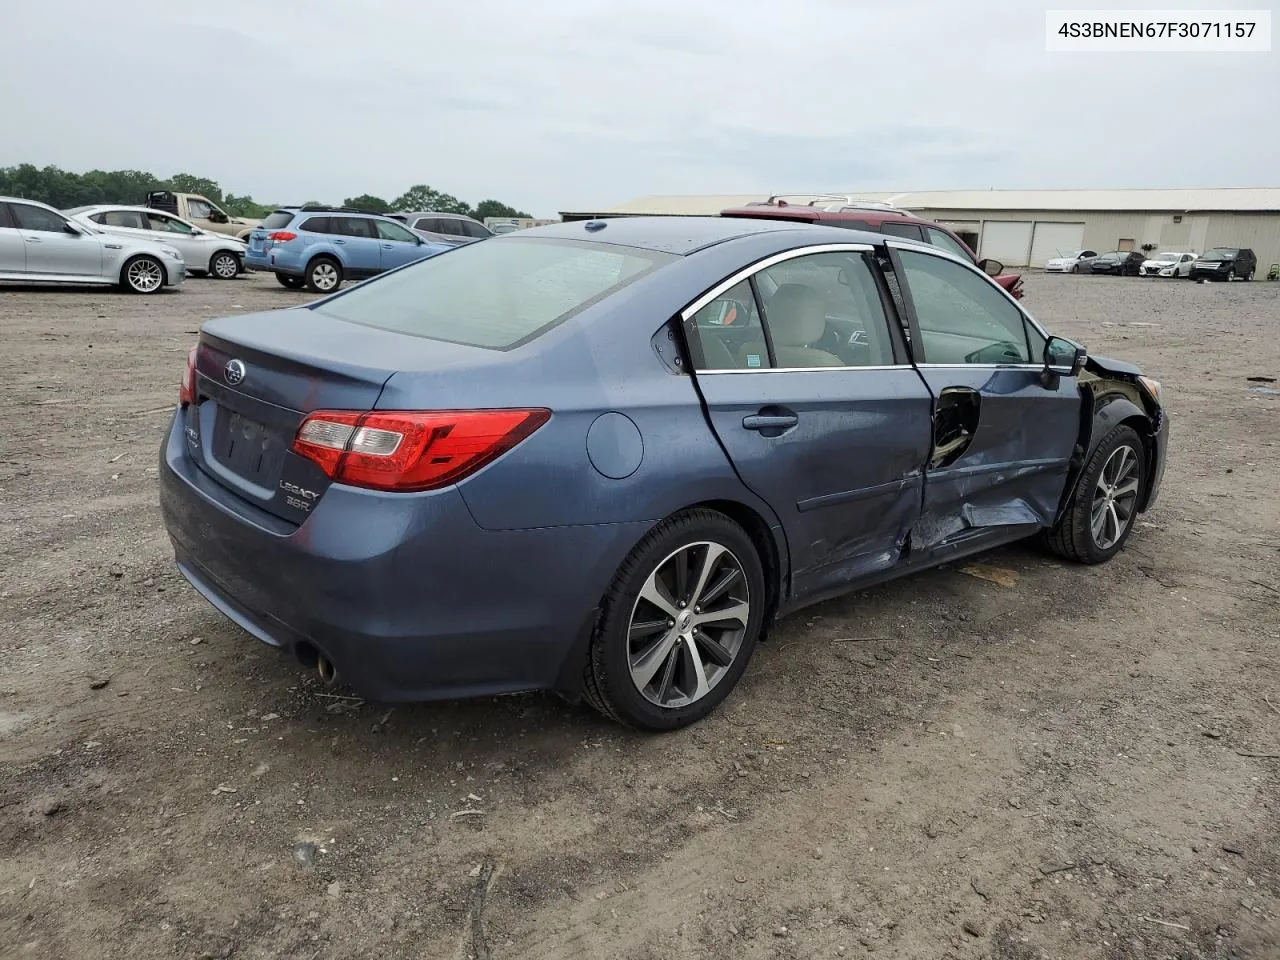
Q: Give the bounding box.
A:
[1200,249,1236,261]
[1153,252,1179,262]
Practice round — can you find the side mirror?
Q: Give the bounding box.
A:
[208,211,229,224]
[978,258,1004,276]
[1042,335,1086,387]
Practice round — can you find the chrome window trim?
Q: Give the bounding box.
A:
[883,238,1051,341]
[698,362,1049,375]
[698,364,906,375]
[679,243,875,322]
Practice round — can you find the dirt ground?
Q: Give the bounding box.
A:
[1,270,1278,960]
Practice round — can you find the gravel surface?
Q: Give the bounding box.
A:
[1,272,1278,960]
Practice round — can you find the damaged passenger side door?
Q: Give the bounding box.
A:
[888,244,1082,557]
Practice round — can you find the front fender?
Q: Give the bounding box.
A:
[1055,391,1154,524]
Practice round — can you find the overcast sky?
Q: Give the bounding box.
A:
[3,0,1276,215]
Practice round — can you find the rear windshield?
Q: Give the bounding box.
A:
[313,237,676,350]
[261,211,295,230]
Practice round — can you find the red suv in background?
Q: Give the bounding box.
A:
[720,197,1024,299]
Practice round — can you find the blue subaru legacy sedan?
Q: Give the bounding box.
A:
[160,216,1169,729]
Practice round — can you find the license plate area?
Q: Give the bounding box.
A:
[213,407,287,485]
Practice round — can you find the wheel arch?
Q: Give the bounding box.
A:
[1057,391,1158,523]
[549,496,789,702]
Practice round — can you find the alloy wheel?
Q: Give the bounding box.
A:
[1090,444,1140,550]
[212,254,239,279]
[127,258,163,293]
[312,262,339,291]
[627,541,750,709]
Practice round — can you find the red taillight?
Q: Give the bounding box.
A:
[179,345,198,406]
[268,231,297,243]
[292,409,551,492]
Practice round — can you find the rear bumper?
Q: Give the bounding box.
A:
[158,411,647,701]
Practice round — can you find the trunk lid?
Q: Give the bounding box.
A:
[186,308,400,524]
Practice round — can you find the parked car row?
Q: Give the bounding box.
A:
[0,196,189,293]
[1044,246,1258,281]
[0,196,476,294]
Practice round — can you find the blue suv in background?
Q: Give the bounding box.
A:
[245,206,451,292]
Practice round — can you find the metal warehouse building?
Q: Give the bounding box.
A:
[561,189,1280,272]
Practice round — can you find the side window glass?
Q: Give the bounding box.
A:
[0,204,14,229]
[186,199,212,220]
[335,217,376,239]
[147,214,194,234]
[376,220,416,243]
[881,222,924,241]
[103,210,147,229]
[756,252,895,368]
[686,279,767,371]
[11,204,68,233]
[299,217,330,234]
[897,250,1031,365]
[925,227,974,261]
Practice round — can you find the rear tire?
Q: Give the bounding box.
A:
[1244,269,1255,281]
[276,273,305,289]
[209,251,240,279]
[582,509,766,730]
[1044,424,1145,564]
[121,255,165,294]
[305,256,342,293]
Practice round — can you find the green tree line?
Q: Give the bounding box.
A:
[0,164,532,222]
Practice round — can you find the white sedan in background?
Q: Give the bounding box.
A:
[1140,251,1195,278]
[67,205,246,279]
[1043,249,1099,273]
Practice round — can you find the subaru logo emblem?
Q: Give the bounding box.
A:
[224,359,246,386]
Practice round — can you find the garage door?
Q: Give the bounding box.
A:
[1029,222,1087,267]
[979,221,1034,267]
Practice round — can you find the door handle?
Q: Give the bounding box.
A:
[25,237,41,243]
[743,412,799,431]
[332,238,346,244]
[381,243,393,249]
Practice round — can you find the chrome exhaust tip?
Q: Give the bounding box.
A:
[316,655,337,685]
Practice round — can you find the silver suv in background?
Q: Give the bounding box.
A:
[386,211,492,246]
[0,196,185,294]
[67,205,246,279]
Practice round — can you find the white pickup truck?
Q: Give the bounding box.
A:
[146,191,260,241]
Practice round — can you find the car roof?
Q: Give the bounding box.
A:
[520,215,874,256]
[0,195,57,209]
[396,211,482,222]
[73,204,163,214]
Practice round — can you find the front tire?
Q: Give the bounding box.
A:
[276,273,305,289]
[1045,424,1145,564]
[209,251,240,280]
[121,255,165,294]
[305,256,342,293]
[582,509,766,730]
